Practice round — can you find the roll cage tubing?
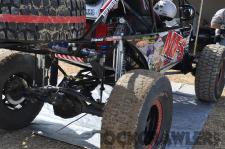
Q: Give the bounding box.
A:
[82,0,157,39]
[82,0,190,39]
[0,0,189,49]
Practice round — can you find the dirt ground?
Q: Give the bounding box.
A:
[0,128,81,149]
[0,62,224,149]
[193,97,225,149]
[58,62,81,76]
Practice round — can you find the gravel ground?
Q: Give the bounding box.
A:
[0,128,82,149]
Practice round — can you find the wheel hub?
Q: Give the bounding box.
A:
[2,75,28,109]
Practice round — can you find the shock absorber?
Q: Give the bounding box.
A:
[114,18,127,81]
[115,39,125,81]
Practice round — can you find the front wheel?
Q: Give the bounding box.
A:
[101,70,173,149]
[0,50,44,130]
[195,44,225,102]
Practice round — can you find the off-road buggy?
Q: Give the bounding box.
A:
[0,0,224,148]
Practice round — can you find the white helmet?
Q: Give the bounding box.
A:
[153,0,177,20]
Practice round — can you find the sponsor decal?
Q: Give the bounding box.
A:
[86,9,96,16]
[135,35,165,71]
[163,31,187,62]
[131,31,187,71]
[100,0,119,18]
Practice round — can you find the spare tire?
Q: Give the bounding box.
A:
[0,0,86,42]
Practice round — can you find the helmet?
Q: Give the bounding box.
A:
[153,0,177,20]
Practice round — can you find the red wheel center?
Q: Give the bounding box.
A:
[144,100,163,149]
[216,61,225,97]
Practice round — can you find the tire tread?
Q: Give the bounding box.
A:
[195,44,225,102]
[0,0,86,41]
[101,70,172,149]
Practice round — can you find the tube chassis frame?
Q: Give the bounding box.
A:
[0,0,195,118]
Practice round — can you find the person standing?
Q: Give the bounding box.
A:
[211,8,225,44]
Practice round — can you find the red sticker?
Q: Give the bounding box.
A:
[163,32,187,62]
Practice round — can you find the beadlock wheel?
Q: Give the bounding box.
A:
[2,75,28,111]
[0,50,43,130]
[101,69,173,149]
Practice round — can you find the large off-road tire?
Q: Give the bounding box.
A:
[0,49,44,130]
[0,0,86,42]
[195,44,225,102]
[101,69,173,149]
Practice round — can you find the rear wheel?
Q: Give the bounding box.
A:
[0,50,43,130]
[101,69,173,149]
[195,44,225,102]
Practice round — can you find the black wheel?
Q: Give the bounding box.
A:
[0,50,43,130]
[101,69,173,149]
[195,44,225,102]
[0,0,86,41]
